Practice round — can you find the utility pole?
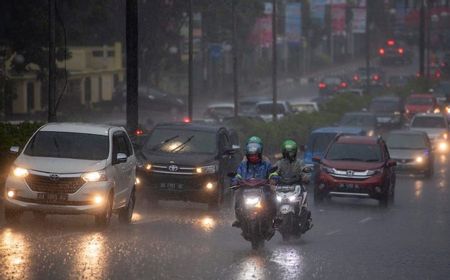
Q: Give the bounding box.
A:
[272,0,278,122]
[419,0,425,77]
[232,0,239,117]
[188,0,194,121]
[126,0,139,132]
[365,0,370,95]
[48,0,57,122]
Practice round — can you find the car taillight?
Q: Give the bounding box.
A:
[435,71,441,78]
[398,48,404,54]
[387,39,395,46]
[340,82,348,88]
[319,82,327,89]
[379,48,385,55]
[183,117,191,123]
[353,75,359,81]
[134,128,144,136]
[372,74,380,81]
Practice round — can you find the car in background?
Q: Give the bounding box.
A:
[369,96,403,128]
[409,113,449,153]
[303,126,367,168]
[339,112,378,136]
[4,123,137,226]
[378,39,413,65]
[318,76,349,97]
[335,88,364,97]
[136,122,240,210]
[386,75,412,88]
[239,96,272,116]
[352,67,386,89]
[204,103,234,122]
[313,135,396,206]
[404,94,439,119]
[255,101,293,122]
[291,101,319,113]
[385,130,433,177]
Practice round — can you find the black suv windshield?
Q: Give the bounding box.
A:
[326,143,382,162]
[24,131,109,160]
[144,128,216,154]
[407,97,433,105]
[386,134,427,149]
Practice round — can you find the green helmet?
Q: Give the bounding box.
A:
[247,136,263,151]
[281,139,298,161]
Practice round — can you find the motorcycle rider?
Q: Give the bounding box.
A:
[273,139,313,231]
[232,138,277,229]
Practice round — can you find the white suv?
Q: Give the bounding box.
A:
[4,123,137,227]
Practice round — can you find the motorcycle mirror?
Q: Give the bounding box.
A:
[302,166,313,173]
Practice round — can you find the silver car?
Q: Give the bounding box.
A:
[385,130,433,177]
[4,123,137,227]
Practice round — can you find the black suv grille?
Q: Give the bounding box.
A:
[25,174,85,194]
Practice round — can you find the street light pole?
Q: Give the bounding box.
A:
[126,0,139,132]
[188,0,194,121]
[232,0,239,117]
[365,0,370,95]
[272,0,278,122]
[419,0,426,77]
[48,0,57,122]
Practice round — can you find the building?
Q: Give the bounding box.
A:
[6,42,125,115]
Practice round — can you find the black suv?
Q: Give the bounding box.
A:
[136,122,241,209]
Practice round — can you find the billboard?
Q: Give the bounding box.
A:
[331,3,346,35]
[285,3,302,45]
[311,0,326,24]
[352,8,366,33]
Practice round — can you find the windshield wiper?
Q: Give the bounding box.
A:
[150,135,179,151]
[170,135,195,153]
[365,159,381,162]
[334,157,362,161]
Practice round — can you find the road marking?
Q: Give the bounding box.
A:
[359,217,373,224]
[325,229,341,236]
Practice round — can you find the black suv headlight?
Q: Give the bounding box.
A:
[195,164,217,174]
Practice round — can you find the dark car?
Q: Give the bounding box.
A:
[313,135,396,206]
[339,112,379,136]
[318,76,349,97]
[368,96,403,128]
[352,67,385,90]
[378,39,413,65]
[136,122,240,209]
[239,96,272,116]
[385,130,433,177]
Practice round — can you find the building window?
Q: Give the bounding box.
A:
[92,50,103,57]
[26,82,34,113]
[107,51,115,57]
[98,77,103,101]
[84,78,91,103]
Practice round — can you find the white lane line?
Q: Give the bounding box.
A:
[325,229,341,236]
[359,217,373,224]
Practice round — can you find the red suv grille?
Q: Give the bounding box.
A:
[25,174,85,194]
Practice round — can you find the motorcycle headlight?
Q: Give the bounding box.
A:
[442,133,448,140]
[12,167,29,178]
[196,164,217,174]
[288,195,297,202]
[276,195,282,202]
[82,170,107,182]
[415,156,424,163]
[245,196,261,207]
[367,130,374,137]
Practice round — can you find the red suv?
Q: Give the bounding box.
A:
[404,94,438,120]
[313,135,396,206]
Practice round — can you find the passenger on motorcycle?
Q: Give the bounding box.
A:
[273,139,313,231]
[232,139,277,228]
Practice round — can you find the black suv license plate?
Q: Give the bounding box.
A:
[160,183,184,190]
[37,193,68,201]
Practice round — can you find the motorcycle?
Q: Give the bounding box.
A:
[275,168,313,241]
[231,178,276,250]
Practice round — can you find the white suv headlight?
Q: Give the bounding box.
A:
[82,170,107,182]
[12,167,29,178]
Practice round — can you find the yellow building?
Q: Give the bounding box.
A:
[8,42,125,114]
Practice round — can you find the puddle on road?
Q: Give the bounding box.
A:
[0,228,30,280]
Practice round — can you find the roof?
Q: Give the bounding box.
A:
[312,126,365,134]
[409,94,434,98]
[154,122,224,132]
[335,135,379,145]
[255,100,288,105]
[412,113,445,118]
[207,103,234,108]
[387,130,428,136]
[40,122,115,136]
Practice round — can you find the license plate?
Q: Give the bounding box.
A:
[280,205,294,214]
[160,183,184,190]
[37,193,68,201]
[338,183,359,190]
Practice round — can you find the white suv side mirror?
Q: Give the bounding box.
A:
[10,146,20,154]
[116,153,128,164]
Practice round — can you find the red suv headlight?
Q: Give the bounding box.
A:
[366,168,383,176]
[320,165,334,174]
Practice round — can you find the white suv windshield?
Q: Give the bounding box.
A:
[24,131,109,160]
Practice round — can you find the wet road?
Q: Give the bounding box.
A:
[1,154,449,280]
